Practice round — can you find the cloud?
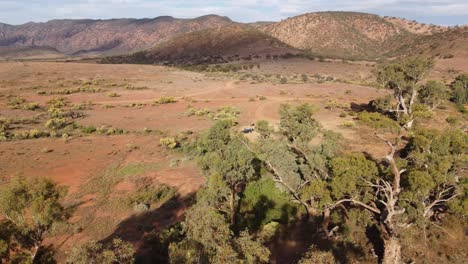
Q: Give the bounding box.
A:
[0,0,467,25]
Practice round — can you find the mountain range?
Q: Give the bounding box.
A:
[1,12,466,63]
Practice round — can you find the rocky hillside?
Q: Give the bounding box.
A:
[0,15,234,56]
[255,11,446,60]
[393,26,468,59]
[383,16,448,35]
[101,24,301,65]
[1,12,464,61]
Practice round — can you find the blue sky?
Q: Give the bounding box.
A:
[1,0,467,26]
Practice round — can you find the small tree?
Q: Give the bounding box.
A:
[418,80,448,110]
[177,204,270,263]
[451,73,468,105]
[0,177,68,262]
[251,104,342,227]
[197,120,258,225]
[375,57,433,128]
[67,238,135,264]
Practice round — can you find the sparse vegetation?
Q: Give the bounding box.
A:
[155,96,177,104]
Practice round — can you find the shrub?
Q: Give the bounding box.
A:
[341,121,356,128]
[357,111,400,131]
[81,125,97,134]
[451,74,468,105]
[23,102,41,111]
[186,107,211,117]
[47,97,68,108]
[155,96,177,104]
[160,137,179,149]
[280,77,287,84]
[210,106,240,123]
[108,92,120,98]
[446,116,460,125]
[7,97,26,109]
[45,118,68,130]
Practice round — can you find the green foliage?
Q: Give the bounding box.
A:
[371,95,394,113]
[298,246,336,264]
[329,154,378,200]
[240,177,300,230]
[81,125,97,134]
[451,73,468,105]
[234,230,270,263]
[279,103,319,145]
[376,57,433,90]
[67,238,135,264]
[375,57,434,128]
[177,204,270,264]
[210,106,240,123]
[419,80,448,109]
[357,111,400,131]
[182,205,238,263]
[0,177,68,261]
[256,120,274,139]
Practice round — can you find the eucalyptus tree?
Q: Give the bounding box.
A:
[197,120,259,226]
[248,104,342,232]
[328,128,467,263]
[0,176,69,263]
[375,57,433,128]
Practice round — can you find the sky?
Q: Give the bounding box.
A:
[0,0,467,26]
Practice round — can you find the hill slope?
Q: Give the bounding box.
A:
[392,26,468,59]
[255,12,444,60]
[0,15,234,56]
[0,46,65,60]
[101,24,301,65]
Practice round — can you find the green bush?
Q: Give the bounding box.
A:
[81,125,97,134]
[357,111,400,131]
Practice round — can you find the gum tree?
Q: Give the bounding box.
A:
[0,177,68,262]
[248,104,342,230]
[375,57,433,128]
[329,128,467,263]
[197,120,258,226]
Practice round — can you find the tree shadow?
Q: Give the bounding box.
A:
[366,224,384,263]
[350,102,373,113]
[237,194,276,232]
[99,193,196,264]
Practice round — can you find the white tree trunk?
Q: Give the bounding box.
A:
[383,237,402,264]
